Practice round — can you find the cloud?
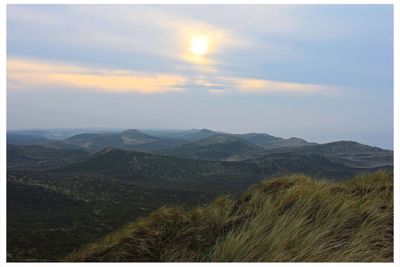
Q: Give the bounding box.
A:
[234,78,323,93]
[7,58,187,94]
[195,76,339,95]
[7,57,340,97]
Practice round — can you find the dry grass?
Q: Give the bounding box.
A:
[65,171,393,262]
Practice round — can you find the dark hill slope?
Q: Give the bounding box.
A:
[56,146,385,182]
[159,134,263,161]
[270,141,393,168]
[238,133,315,149]
[66,172,393,262]
[236,133,281,146]
[55,147,262,186]
[62,129,186,152]
[7,133,51,145]
[246,152,357,179]
[288,141,385,154]
[7,144,90,170]
[171,128,221,141]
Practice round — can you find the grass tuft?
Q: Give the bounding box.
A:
[65,171,393,262]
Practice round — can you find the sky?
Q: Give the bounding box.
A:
[7,4,393,148]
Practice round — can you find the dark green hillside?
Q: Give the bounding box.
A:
[289,140,385,154]
[159,134,262,161]
[238,133,315,149]
[45,140,88,150]
[264,136,315,148]
[247,152,357,178]
[7,171,230,262]
[7,133,50,145]
[150,128,220,141]
[66,172,393,262]
[62,129,186,152]
[7,181,93,261]
[236,132,281,145]
[269,141,393,168]
[55,146,388,183]
[7,144,91,170]
[55,147,262,186]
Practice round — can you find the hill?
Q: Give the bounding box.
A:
[65,172,393,262]
[7,133,51,145]
[238,133,315,149]
[143,128,221,141]
[286,140,385,154]
[270,141,393,168]
[55,147,262,186]
[62,129,185,152]
[7,144,90,170]
[159,134,263,161]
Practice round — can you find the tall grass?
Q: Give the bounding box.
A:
[65,171,393,262]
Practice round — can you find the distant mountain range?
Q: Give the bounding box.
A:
[8,128,392,167]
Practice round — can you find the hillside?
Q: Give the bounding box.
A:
[66,172,393,262]
[142,128,221,141]
[159,134,262,161]
[62,129,185,152]
[270,141,393,168]
[55,147,262,186]
[238,133,315,149]
[285,140,385,154]
[7,144,91,170]
[7,133,51,145]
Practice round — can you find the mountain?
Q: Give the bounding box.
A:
[236,133,281,145]
[7,133,51,145]
[265,137,315,148]
[7,144,91,170]
[268,141,393,168]
[62,129,186,152]
[235,133,315,149]
[159,128,221,141]
[159,134,263,161]
[57,145,383,181]
[65,172,393,262]
[55,147,262,186]
[45,140,88,150]
[246,151,357,178]
[285,140,385,154]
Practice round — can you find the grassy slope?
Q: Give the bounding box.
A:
[65,171,393,262]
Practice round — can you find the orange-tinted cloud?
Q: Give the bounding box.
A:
[7,58,187,94]
[231,78,333,94]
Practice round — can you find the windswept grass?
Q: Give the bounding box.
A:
[65,171,393,262]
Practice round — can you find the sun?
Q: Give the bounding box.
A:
[190,35,209,56]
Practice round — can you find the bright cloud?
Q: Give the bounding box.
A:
[231,77,334,94]
[7,58,187,94]
[7,57,339,96]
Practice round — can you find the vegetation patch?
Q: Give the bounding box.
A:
[66,171,393,262]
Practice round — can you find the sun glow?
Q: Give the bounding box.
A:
[190,35,209,56]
